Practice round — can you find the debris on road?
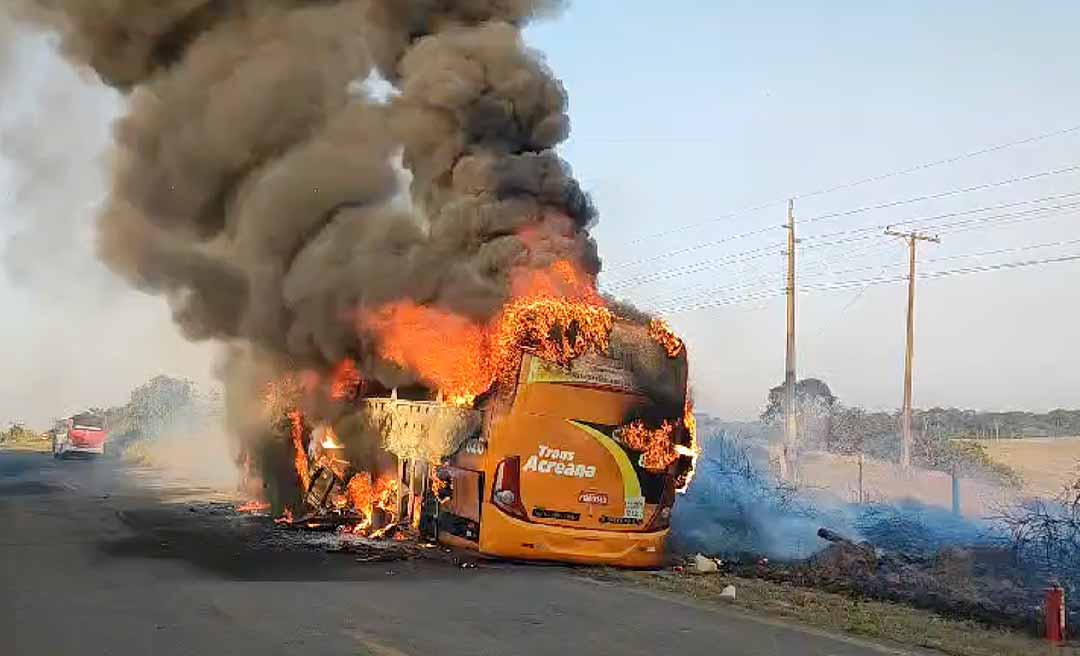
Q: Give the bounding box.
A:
[692,553,720,574]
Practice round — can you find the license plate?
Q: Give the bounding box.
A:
[624,496,645,520]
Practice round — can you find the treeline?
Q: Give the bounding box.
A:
[56,375,222,444]
[0,423,39,443]
[757,379,1080,484]
[914,407,1080,440]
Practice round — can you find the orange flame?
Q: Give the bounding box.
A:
[288,409,310,492]
[359,303,490,404]
[321,425,344,450]
[648,318,685,358]
[677,397,700,493]
[237,500,270,514]
[430,465,449,499]
[329,358,362,402]
[359,260,613,404]
[619,421,680,472]
[274,507,295,525]
[344,472,399,533]
[375,476,399,517]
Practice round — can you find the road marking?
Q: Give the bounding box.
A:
[343,630,412,656]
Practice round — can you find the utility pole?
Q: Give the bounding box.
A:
[885,227,940,470]
[782,199,798,481]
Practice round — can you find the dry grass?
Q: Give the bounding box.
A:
[0,435,50,453]
[797,437,1080,516]
[798,452,1008,515]
[971,437,1080,499]
[121,439,156,466]
[610,570,1077,656]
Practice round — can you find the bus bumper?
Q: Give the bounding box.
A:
[477,504,668,568]
[60,444,105,456]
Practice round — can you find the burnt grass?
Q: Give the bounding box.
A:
[722,540,1077,635]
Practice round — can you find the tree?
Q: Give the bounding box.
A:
[123,375,198,439]
[761,378,838,449]
[831,407,899,459]
[1,422,40,443]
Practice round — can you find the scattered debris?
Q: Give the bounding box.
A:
[715,525,1075,633]
[692,553,719,574]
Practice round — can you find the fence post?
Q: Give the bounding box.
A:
[951,463,960,515]
[858,452,865,504]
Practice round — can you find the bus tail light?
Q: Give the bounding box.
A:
[491,456,528,520]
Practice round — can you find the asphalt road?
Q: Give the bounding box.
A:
[0,450,928,656]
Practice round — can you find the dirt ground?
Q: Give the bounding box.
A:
[973,437,1080,499]
[797,437,1080,517]
[0,435,49,453]
[610,569,1078,656]
[798,452,1007,516]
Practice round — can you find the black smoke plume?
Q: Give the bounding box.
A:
[11,0,598,499]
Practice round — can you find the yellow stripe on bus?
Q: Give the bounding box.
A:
[567,420,642,500]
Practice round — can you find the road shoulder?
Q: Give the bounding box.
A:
[594,569,1072,656]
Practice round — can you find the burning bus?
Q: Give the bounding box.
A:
[424,318,695,567]
[263,263,697,567]
[26,0,691,568]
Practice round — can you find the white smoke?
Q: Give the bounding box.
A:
[0,18,216,428]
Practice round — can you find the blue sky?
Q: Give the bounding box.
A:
[1,3,1079,424]
[524,2,1080,417]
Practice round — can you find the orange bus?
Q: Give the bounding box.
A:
[419,320,694,567]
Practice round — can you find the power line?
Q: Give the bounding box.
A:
[791,124,1080,202]
[798,191,1080,242]
[605,226,779,273]
[607,166,1080,273]
[615,123,1080,246]
[649,237,902,310]
[796,237,1080,285]
[799,163,1080,225]
[603,242,780,290]
[659,253,1080,315]
[800,254,1080,293]
[637,267,784,310]
[613,201,1075,291]
[608,201,1079,292]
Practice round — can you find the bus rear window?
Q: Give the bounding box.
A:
[72,414,105,430]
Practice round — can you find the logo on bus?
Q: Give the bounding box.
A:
[577,491,609,505]
[522,444,597,479]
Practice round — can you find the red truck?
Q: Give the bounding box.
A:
[52,412,108,458]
